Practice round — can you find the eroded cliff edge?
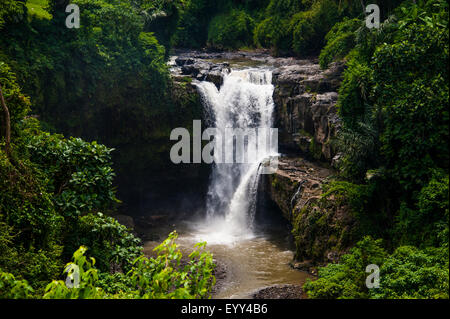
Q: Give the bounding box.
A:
[266,59,357,271]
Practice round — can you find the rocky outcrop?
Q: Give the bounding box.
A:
[272,61,345,163]
[252,284,303,299]
[174,56,230,89]
[264,157,332,221]
[263,157,356,270]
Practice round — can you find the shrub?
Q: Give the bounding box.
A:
[304,237,450,299]
[290,0,340,56]
[27,133,118,219]
[265,0,304,17]
[395,170,449,247]
[0,271,34,299]
[319,18,361,69]
[372,246,449,299]
[207,9,255,50]
[66,213,142,273]
[253,16,291,54]
[304,236,387,299]
[42,232,216,299]
[373,21,449,193]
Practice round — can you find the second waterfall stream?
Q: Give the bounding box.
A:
[194,68,277,244]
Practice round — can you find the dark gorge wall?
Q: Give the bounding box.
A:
[113,78,211,216]
[32,70,210,217]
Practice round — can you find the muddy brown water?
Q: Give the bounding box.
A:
[143,218,311,299]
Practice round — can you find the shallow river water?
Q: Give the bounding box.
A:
[143,216,311,299]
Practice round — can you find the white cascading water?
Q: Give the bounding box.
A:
[193,68,276,244]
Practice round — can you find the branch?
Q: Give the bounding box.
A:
[0,82,11,158]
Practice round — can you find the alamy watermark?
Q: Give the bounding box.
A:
[366,4,380,29]
[65,4,80,29]
[64,264,80,288]
[169,120,278,174]
[366,264,380,289]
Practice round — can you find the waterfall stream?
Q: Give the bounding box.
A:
[144,63,310,299]
[194,68,276,244]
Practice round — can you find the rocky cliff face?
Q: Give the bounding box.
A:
[272,61,345,163]
[262,157,356,271]
[264,61,357,270]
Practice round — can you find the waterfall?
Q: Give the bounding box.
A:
[194,68,276,244]
[290,180,306,220]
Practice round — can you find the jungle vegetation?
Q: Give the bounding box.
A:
[0,0,448,299]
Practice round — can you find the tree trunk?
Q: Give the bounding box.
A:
[0,83,11,158]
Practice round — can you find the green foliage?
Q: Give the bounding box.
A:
[138,0,181,53]
[254,16,291,53]
[67,213,142,273]
[207,9,255,50]
[173,0,215,48]
[305,237,449,299]
[1,0,199,209]
[0,63,63,274]
[0,62,31,138]
[41,232,215,299]
[27,133,118,218]
[329,0,449,246]
[290,0,340,56]
[334,110,379,182]
[97,272,134,295]
[336,57,373,129]
[307,3,449,300]
[372,246,449,299]
[175,0,366,55]
[0,0,26,30]
[0,222,16,269]
[1,0,448,301]
[128,231,215,298]
[321,181,369,214]
[304,236,387,299]
[2,232,215,299]
[266,0,304,17]
[26,0,52,20]
[373,20,449,193]
[395,170,449,247]
[43,246,106,299]
[0,271,34,299]
[319,18,361,69]
[0,59,139,293]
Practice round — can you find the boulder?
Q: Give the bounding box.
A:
[205,70,224,89]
